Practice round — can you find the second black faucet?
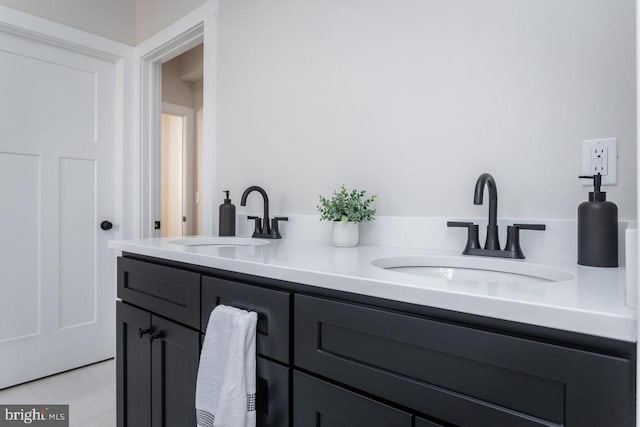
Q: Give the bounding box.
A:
[448,173,545,259]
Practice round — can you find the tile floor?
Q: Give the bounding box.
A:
[0,359,115,426]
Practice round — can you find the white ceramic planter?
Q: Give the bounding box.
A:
[332,221,359,247]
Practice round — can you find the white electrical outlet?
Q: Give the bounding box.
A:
[582,138,617,185]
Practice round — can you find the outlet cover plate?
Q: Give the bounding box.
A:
[582,138,617,185]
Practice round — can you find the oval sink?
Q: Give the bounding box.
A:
[372,256,574,286]
[168,237,271,247]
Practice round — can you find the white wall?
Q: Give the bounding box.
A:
[162,57,195,108]
[217,0,637,221]
[136,0,207,44]
[0,0,135,44]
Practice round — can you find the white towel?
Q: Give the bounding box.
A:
[196,305,257,427]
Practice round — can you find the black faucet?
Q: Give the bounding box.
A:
[448,173,545,259]
[240,186,288,239]
[473,173,500,250]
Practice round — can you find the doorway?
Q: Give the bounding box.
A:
[160,44,203,237]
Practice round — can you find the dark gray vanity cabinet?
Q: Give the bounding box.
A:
[117,256,291,427]
[116,254,636,427]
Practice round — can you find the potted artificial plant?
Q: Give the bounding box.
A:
[318,185,377,247]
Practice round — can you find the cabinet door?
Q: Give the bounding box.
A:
[150,315,200,427]
[293,371,412,427]
[256,357,290,427]
[117,302,152,427]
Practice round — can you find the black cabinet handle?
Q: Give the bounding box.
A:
[138,328,152,338]
[149,331,164,341]
[100,221,113,231]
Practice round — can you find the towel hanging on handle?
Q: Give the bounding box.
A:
[196,305,257,427]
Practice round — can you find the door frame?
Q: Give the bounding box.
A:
[161,102,196,236]
[0,6,135,241]
[136,0,217,238]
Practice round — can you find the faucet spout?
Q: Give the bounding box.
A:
[473,173,500,250]
[240,186,270,234]
[473,173,497,226]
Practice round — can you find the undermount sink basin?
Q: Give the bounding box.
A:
[168,237,270,247]
[372,256,574,286]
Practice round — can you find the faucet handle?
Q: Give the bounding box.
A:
[505,224,546,259]
[270,217,288,239]
[247,216,263,236]
[447,221,481,254]
[447,221,474,228]
[513,224,546,231]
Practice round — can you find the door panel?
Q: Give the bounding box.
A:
[0,29,117,388]
[0,47,96,140]
[59,158,97,328]
[0,153,40,342]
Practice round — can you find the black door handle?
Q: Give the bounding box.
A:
[100,221,113,231]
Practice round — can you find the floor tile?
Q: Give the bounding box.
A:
[83,359,116,391]
[0,382,39,404]
[71,409,115,427]
[0,360,116,426]
[28,365,115,424]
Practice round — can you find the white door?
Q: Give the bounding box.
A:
[0,29,116,388]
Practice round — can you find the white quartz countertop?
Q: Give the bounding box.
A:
[109,237,637,342]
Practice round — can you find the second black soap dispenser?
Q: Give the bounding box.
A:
[219,190,236,236]
[577,174,618,267]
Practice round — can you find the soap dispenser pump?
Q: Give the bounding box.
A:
[219,190,236,236]
[577,174,618,267]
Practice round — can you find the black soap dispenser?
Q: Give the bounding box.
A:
[577,174,618,267]
[219,190,236,236]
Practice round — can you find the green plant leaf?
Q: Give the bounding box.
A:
[317,185,377,223]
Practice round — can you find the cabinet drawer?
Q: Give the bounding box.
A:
[293,371,412,427]
[117,257,201,329]
[202,276,291,363]
[295,295,634,427]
